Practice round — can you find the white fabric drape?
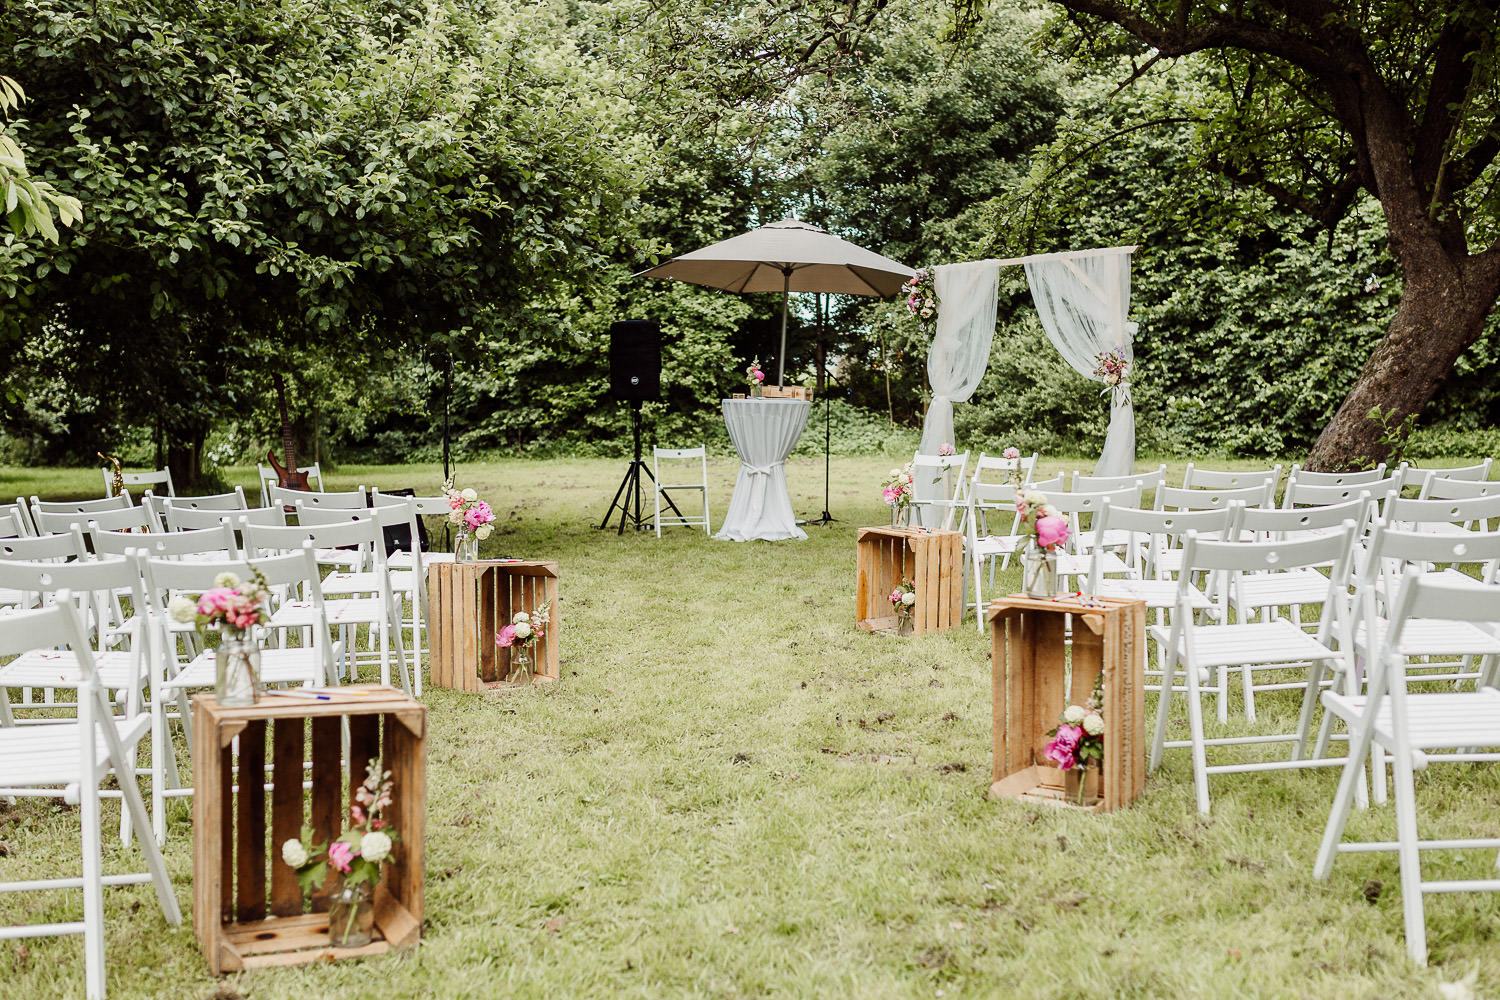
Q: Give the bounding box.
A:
[714,399,812,541]
[1023,248,1136,476]
[914,261,1000,526]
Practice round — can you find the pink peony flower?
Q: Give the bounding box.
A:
[754,369,765,383]
[327,839,358,873]
[1003,446,1020,460]
[1035,514,1070,550]
[464,501,495,529]
[496,625,516,648]
[1044,724,1085,771]
[938,443,955,457]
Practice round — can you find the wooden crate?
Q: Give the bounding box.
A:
[191,686,426,974]
[987,594,1146,813]
[854,526,963,636]
[427,560,561,690]
[760,385,813,401]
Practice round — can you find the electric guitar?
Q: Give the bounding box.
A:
[267,372,311,492]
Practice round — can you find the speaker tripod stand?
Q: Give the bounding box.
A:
[599,400,686,535]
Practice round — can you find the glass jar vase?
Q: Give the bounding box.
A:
[328,881,375,948]
[453,529,479,563]
[1021,541,1058,599]
[215,627,261,707]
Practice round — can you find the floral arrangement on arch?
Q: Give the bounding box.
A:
[1043,675,1105,803]
[443,479,496,541]
[902,268,939,325]
[1015,489,1069,551]
[280,758,400,902]
[881,463,915,509]
[496,601,550,681]
[1000,446,1025,486]
[167,568,271,637]
[1093,348,1131,403]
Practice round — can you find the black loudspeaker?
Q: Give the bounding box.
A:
[609,320,661,401]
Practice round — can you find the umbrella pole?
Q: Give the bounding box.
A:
[777,267,790,385]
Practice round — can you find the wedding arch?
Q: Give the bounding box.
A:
[916,245,1138,478]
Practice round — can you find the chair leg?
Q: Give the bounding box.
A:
[1184,653,1213,815]
[1390,745,1428,965]
[1150,642,1179,772]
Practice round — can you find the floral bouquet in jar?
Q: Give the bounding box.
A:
[496,601,551,682]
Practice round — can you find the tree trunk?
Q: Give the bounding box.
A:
[1306,250,1500,470]
[166,426,207,492]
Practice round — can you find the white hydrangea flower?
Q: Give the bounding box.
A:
[513,621,532,639]
[360,830,393,864]
[212,571,240,589]
[901,591,916,606]
[448,511,463,525]
[1083,713,1104,736]
[281,839,309,868]
[475,524,493,540]
[1063,705,1086,724]
[167,594,199,624]
[460,487,478,502]
[513,611,530,623]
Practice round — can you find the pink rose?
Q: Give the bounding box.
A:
[1035,514,1070,550]
[496,625,516,648]
[1003,447,1020,460]
[938,443,955,457]
[327,840,358,874]
[754,370,765,383]
[1044,724,1084,771]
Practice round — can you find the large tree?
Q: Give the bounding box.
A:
[1012,0,1500,468]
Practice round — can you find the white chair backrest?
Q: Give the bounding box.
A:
[0,555,148,663]
[1071,464,1166,494]
[33,503,159,536]
[1380,490,1500,532]
[272,485,366,510]
[1383,568,1500,652]
[1283,478,1394,508]
[165,504,287,532]
[1181,463,1282,492]
[1417,476,1500,501]
[0,598,93,662]
[1401,459,1493,490]
[911,449,970,529]
[1286,463,1388,487]
[242,517,381,563]
[0,527,87,562]
[1358,519,1500,594]
[1028,475,1065,494]
[1036,486,1141,552]
[0,510,27,539]
[371,489,450,516]
[90,521,237,560]
[103,467,173,498]
[1234,495,1372,541]
[139,543,322,598]
[32,493,133,516]
[1156,482,1273,512]
[971,452,1037,489]
[1089,501,1237,587]
[166,487,248,511]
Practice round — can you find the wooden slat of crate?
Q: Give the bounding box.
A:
[427,560,560,689]
[855,527,963,636]
[192,687,426,975]
[986,594,1146,813]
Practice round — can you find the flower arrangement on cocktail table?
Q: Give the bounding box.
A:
[902,268,939,326]
[443,478,495,562]
[1043,675,1105,804]
[168,568,272,707]
[496,601,550,682]
[746,358,765,396]
[281,759,401,948]
[888,579,917,635]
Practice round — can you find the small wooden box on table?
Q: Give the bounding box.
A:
[987,594,1146,813]
[428,559,560,690]
[855,526,963,635]
[191,686,425,974]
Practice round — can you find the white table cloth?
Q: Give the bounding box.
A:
[714,398,811,541]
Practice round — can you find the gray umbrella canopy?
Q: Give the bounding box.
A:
[635,219,915,383]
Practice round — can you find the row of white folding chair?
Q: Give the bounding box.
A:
[956,452,1039,543]
[1180,462,1283,492]
[257,461,325,506]
[1314,567,1500,966]
[1419,474,1500,500]
[0,599,181,1000]
[1380,489,1500,536]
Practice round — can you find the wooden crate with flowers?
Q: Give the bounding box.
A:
[986,593,1147,813]
[428,560,559,690]
[191,686,425,973]
[855,525,963,636]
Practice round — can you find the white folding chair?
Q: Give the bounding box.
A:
[0,505,29,539]
[1380,490,1500,537]
[1418,475,1500,501]
[653,446,712,536]
[101,466,174,499]
[33,503,160,537]
[1399,459,1493,495]
[1071,464,1166,495]
[1151,523,1359,814]
[160,487,248,512]
[911,450,970,531]
[138,544,338,842]
[372,489,454,568]
[1314,570,1500,965]
[259,461,324,506]
[0,528,88,614]
[30,494,132,532]
[0,600,181,1000]
[1038,486,1141,584]
[242,518,411,694]
[271,484,365,511]
[165,503,286,533]
[4,498,37,536]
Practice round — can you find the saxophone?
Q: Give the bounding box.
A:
[99,452,125,498]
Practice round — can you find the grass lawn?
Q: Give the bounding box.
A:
[1,455,1497,999]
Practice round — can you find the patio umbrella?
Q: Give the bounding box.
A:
[635,218,915,383]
